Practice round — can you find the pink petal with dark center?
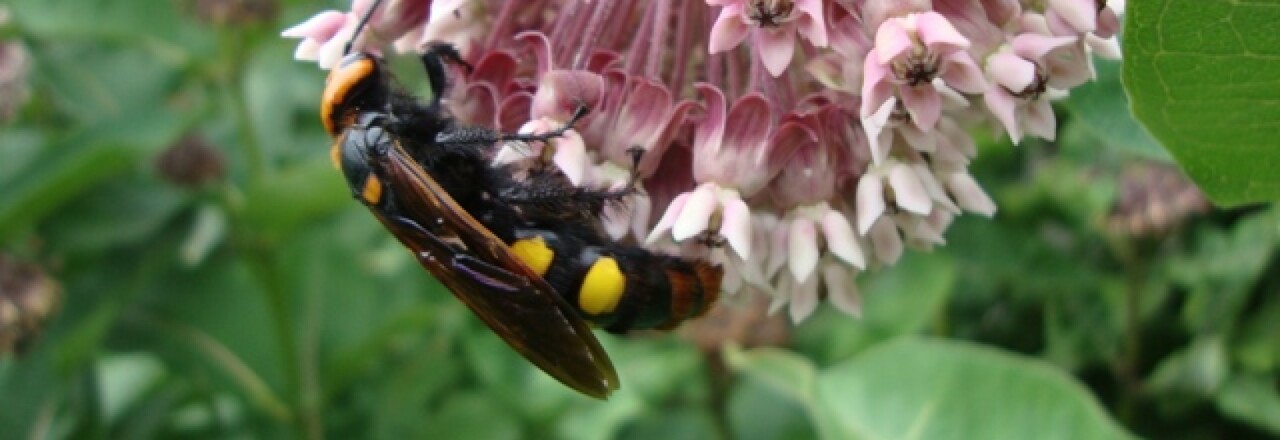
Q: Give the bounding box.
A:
[709,4,752,54]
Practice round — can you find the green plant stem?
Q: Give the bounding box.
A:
[218,31,265,187]
[704,350,734,440]
[243,249,303,431]
[1111,236,1148,424]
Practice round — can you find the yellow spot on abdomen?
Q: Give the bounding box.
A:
[579,257,625,315]
[361,175,383,205]
[510,237,554,277]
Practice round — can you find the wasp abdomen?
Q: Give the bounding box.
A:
[510,228,721,333]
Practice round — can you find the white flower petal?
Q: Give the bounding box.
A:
[672,184,718,242]
[912,163,960,214]
[946,172,997,217]
[788,274,820,323]
[822,263,862,318]
[719,198,753,260]
[888,164,932,215]
[869,218,904,265]
[822,211,866,269]
[645,192,690,244]
[787,217,820,282]
[856,175,886,235]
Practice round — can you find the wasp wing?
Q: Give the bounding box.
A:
[368,140,619,398]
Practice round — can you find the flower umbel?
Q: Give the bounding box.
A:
[285,0,1121,320]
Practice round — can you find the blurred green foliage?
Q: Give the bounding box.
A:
[1,1,1277,439]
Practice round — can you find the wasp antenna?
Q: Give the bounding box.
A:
[344,0,386,55]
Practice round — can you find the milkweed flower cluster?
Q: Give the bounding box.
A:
[284,0,1123,322]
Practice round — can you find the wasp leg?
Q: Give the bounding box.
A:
[434,105,590,148]
[421,41,474,108]
[495,147,644,219]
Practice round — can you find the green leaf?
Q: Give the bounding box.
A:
[1215,374,1280,435]
[1123,0,1280,206]
[1168,208,1277,333]
[1146,336,1230,398]
[724,345,818,404]
[813,337,1134,440]
[1066,59,1169,161]
[239,157,350,240]
[95,353,167,424]
[729,376,817,440]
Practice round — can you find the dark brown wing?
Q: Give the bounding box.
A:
[368,140,619,398]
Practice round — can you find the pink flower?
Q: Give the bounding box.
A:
[647,84,811,260]
[708,0,829,76]
[860,12,986,133]
[281,0,430,69]
[982,32,1077,144]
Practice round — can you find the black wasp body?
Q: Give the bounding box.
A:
[321,27,721,397]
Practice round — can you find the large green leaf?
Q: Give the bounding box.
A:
[1123,0,1280,206]
[812,338,1135,440]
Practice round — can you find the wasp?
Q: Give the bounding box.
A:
[320,0,721,399]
